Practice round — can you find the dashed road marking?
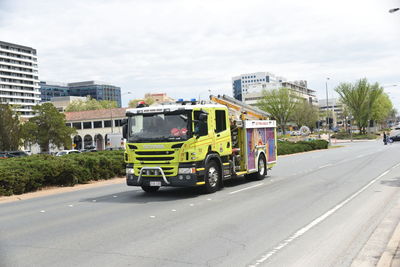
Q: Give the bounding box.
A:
[68,204,74,207]
[249,168,392,266]
[171,209,177,212]
[40,210,45,213]
[149,215,156,218]
[228,183,263,195]
[189,204,195,207]
[207,198,212,201]
[113,195,118,198]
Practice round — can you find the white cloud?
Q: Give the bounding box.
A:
[1,0,399,108]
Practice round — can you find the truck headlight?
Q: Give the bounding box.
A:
[178,168,196,174]
[126,168,134,174]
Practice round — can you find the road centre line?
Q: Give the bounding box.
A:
[228,183,264,195]
[249,168,392,266]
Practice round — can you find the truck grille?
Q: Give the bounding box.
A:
[136,157,174,161]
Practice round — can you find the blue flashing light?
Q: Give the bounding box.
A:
[191,98,196,102]
[178,98,184,102]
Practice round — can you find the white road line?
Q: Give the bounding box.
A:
[149,215,156,218]
[68,204,74,207]
[249,168,392,266]
[40,210,45,213]
[189,204,194,206]
[228,183,264,195]
[171,209,177,212]
[319,163,333,169]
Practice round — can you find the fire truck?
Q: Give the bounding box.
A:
[123,95,277,193]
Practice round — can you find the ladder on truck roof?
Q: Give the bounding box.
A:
[209,94,270,120]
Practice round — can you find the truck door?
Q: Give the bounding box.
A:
[214,109,232,156]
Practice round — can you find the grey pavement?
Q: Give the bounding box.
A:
[1,140,400,266]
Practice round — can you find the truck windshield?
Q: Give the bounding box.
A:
[128,111,191,143]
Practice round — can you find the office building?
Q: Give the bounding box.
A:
[40,80,122,107]
[232,72,318,106]
[0,41,41,117]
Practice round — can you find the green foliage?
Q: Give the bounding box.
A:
[335,79,385,134]
[277,140,329,155]
[331,132,377,140]
[65,97,117,112]
[21,103,76,152]
[0,151,125,196]
[257,87,299,134]
[291,100,319,129]
[0,104,22,151]
[371,93,393,123]
[128,97,156,108]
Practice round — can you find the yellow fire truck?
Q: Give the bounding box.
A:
[123,95,277,193]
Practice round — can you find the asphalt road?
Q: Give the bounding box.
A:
[1,140,400,267]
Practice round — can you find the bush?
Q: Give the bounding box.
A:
[278,139,328,155]
[331,133,377,140]
[0,151,125,196]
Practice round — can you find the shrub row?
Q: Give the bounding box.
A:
[0,151,125,196]
[331,132,378,140]
[277,139,329,155]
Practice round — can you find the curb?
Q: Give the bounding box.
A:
[377,220,400,267]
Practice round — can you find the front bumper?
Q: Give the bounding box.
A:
[126,173,201,187]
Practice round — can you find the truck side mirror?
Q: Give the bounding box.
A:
[122,124,128,139]
[122,118,128,125]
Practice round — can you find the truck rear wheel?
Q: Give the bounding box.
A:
[247,154,267,181]
[203,160,220,194]
[141,185,160,193]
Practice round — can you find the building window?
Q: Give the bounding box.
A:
[65,123,71,127]
[104,120,112,127]
[72,122,82,129]
[83,122,92,129]
[93,121,102,128]
[114,119,122,127]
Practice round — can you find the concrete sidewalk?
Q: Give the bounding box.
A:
[377,221,400,267]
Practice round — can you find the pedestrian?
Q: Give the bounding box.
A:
[383,132,387,145]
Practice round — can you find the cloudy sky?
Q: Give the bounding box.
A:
[1,0,400,109]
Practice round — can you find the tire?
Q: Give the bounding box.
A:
[203,160,220,194]
[141,185,160,193]
[250,154,267,180]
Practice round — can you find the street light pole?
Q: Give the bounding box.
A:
[325,77,331,145]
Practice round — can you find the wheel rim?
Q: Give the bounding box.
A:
[208,166,219,187]
[259,157,265,175]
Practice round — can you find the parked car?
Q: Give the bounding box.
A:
[56,150,81,156]
[0,152,9,159]
[389,134,400,142]
[7,151,29,157]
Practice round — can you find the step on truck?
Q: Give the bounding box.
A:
[122,95,277,193]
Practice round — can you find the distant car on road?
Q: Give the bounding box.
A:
[56,150,81,156]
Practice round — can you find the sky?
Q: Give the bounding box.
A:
[1,0,400,109]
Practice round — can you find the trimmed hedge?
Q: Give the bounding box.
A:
[0,151,125,196]
[278,139,329,155]
[331,132,377,140]
[0,141,329,196]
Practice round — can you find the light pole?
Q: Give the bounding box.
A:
[325,77,331,144]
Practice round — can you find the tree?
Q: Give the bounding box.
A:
[257,87,298,134]
[291,100,319,129]
[0,104,22,151]
[371,93,393,126]
[21,103,76,152]
[65,97,117,112]
[128,97,155,108]
[335,79,383,134]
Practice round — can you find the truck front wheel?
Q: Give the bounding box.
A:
[203,161,220,194]
[141,185,160,193]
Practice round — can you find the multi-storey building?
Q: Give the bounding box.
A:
[0,41,41,117]
[40,80,122,107]
[39,81,69,102]
[232,72,318,106]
